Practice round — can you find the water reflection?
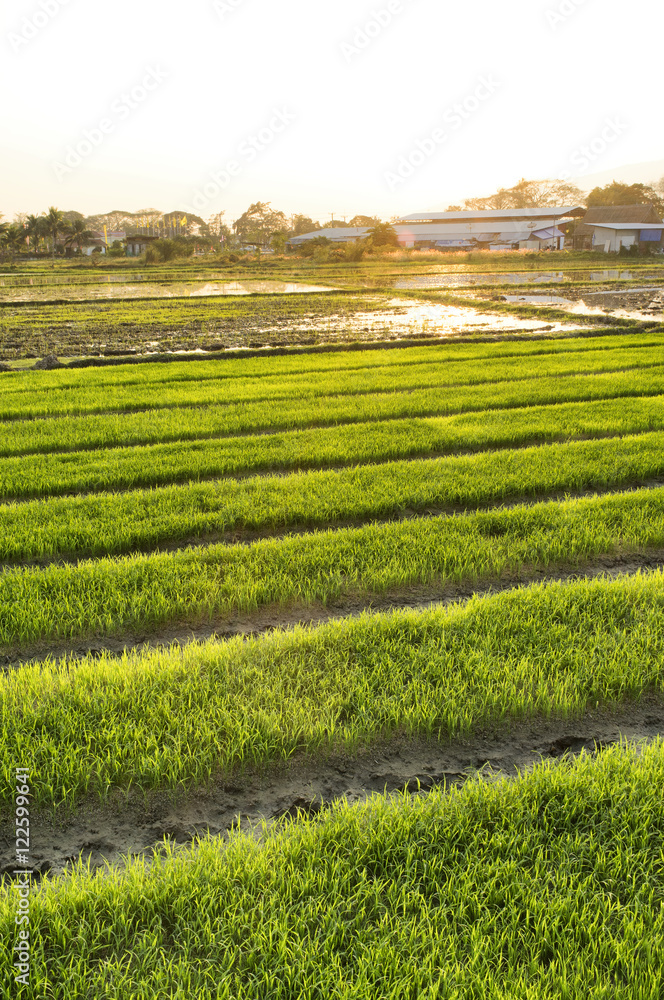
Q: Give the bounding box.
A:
[0,280,336,302]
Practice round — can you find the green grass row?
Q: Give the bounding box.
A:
[2,570,663,812]
[3,740,663,997]
[3,329,662,393]
[1,486,664,649]
[3,343,664,420]
[5,366,664,465]
[2,395,664,502]
[4,431,664,560]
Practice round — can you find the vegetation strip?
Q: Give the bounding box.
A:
[3,329,662,393]
[3,430,664,560]
[1,486,664,649]
[4,366,664,469]
[2,570,664,814]
[3,741,662,996]
[4,344,664,421]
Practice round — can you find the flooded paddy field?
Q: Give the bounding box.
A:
[0,289,594,362]
[6,252,651,364]
[395,268,664,289]
[501,285,664,321]
[0,278,337,303]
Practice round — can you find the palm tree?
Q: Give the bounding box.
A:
[25,214,47,254]
[44,206,66,261]
[64,218,96,255]
[0,225,27,264]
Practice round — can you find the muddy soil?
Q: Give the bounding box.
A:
[2,699,661,881]
[578,289,664,314]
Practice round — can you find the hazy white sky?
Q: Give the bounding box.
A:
[1,0,662,224]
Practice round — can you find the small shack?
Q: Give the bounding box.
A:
[125,235,160,256]
[571,205,663,250]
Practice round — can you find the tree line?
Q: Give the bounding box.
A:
[3,179,664,262]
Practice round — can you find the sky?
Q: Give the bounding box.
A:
[1,0,663,226]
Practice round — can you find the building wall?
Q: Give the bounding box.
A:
[395,219,564,246]
[592,229,638,252]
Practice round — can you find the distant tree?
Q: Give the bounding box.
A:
[206,211,233,245]
[586,181,663,214]
[446,205,462,212]
[64,218,96,255]
[464,178,585,211]
[295,235,333,258]
[290,214,321,237]
[144,238,194,264]
[270,231,289,253]
[366,222,399,248]
[25,214,47,253]
[323,220,348,228]
[233,202,288,247]
[347,215,381,228]
[0,224,27,263]
[44,206,67,260]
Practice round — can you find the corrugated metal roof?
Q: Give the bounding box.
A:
[395,207,585,223]
[498,231,537,241]
[418,232,484,242]
[288,227,370,244]
[531,227,565,239]
[589,223,664,230]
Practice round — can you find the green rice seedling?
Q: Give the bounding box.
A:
[1,486,664,649]
[3,365,664,473]
[3,428,664,559]
[5,740,663,997]
[2,342,664,420]
[1,570,664,812]
[3,328,663,395]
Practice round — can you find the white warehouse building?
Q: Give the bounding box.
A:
[393,207,586,250]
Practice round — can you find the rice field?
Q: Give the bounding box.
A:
[2,257,664,997]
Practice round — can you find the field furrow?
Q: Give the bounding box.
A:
[1,487,664,652]
[2,569,664,812]
[2,433,664,560]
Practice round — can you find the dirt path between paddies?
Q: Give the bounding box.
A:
[1,699,662,881]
